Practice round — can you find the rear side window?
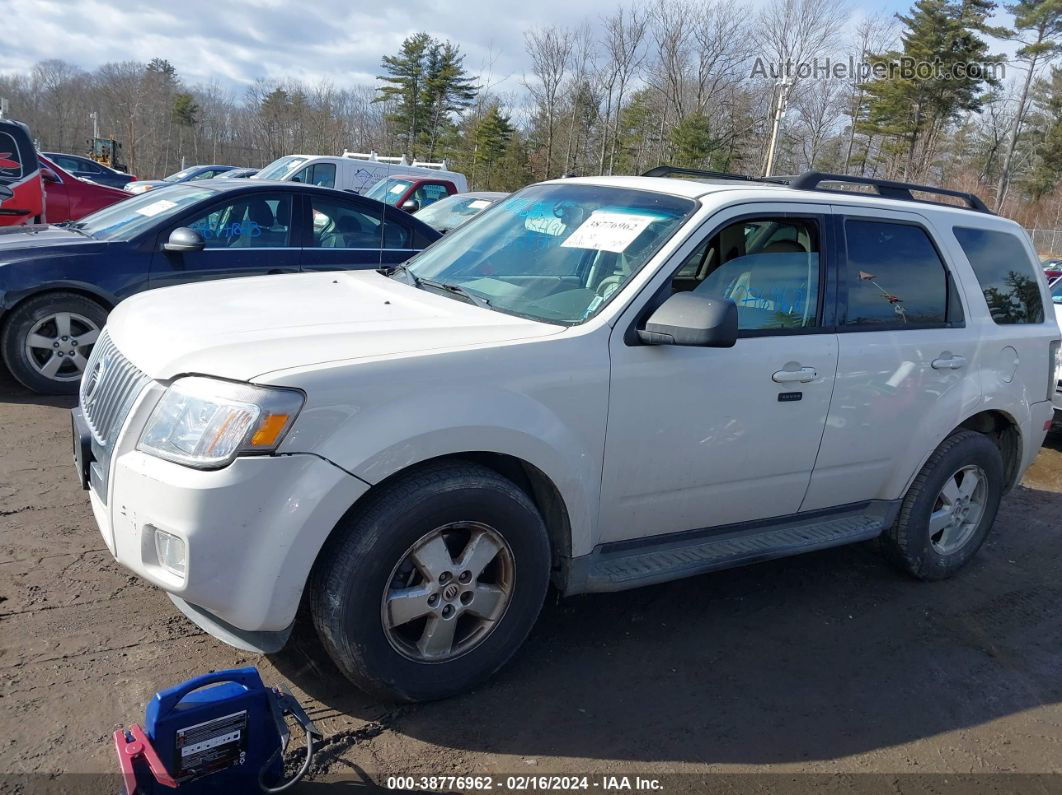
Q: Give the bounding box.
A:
[953,226,1045,324]
[0,130,27,182]
[842,219,952,328]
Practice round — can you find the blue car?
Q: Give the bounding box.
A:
[0,179,440,393]
[42,152,136,190]
[126,165,239,195]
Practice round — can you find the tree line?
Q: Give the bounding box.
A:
[2,0,1060,235]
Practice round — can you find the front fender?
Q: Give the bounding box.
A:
[270,338,610,557]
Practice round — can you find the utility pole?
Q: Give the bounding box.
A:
[90,111,99,139]
[764,78,793,177]
[0,98,8,120]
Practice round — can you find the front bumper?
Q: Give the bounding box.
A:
[89,446,368,637]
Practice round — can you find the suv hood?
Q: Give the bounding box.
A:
[105,270,562,381]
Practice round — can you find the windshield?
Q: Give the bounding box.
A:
[162,168,196,183]
[415,194,499,231]
[255,156,309,180]
[365,177,412,203]
[401,183,696,325]
[74,185,216,240]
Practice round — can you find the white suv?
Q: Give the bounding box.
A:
[72,169,1059,701]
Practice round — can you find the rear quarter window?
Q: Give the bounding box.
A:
[0,130,27,182]
[953,226,1045,324]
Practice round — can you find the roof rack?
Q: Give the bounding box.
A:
[776,172,992,214]
[641,165,767,183]
[642,165,992,214]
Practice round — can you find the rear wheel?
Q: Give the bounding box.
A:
[311,461,551,702]
[880,430,1004,580]
[1,292,107,394]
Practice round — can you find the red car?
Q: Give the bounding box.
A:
[39,154,128,223]
[0,119,44,226]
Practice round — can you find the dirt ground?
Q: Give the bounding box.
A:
[3,363,1062,793]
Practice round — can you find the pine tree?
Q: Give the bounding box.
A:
[471,105,515,189]
[375,33,476,159]
[1024,66,1062,198]
[860,0,1004,179]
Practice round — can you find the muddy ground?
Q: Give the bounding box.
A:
[3,363,1062,793]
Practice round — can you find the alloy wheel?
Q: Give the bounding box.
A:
[381,521,515,663]
[928,464,988,555]
[23,312,100,382]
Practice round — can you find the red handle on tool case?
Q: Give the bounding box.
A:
[114,724,178,794]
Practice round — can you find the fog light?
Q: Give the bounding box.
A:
[153,528,186,577]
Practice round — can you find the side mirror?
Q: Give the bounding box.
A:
[40,167,61,185]
[0,184,12,202]
[163,227,206,253]
[638,292,738,347]
[401,199,420,213]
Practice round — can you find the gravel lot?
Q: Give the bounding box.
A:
[2,364,1062,792]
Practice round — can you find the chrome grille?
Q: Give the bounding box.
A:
[78,331,152,500]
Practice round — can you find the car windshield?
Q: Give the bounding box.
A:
[365,177,412,203]
[255,156,308,180]
[415,194,500,231]
[400,183,696,325]
[73,185,215,240]
[162,168,196,182]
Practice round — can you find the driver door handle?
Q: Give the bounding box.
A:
[931,354,967,370]
[772,367,817,384]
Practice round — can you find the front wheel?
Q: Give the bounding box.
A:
[311,461,551,702]
[1,292,107,394]
[880,430,1004,581]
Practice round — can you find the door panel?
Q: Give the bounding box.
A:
[599,204,839,544]
[801,207,981,510]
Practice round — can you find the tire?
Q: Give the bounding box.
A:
[1,292,108,395]
[880,430,1004,581]
[310,460,551,702]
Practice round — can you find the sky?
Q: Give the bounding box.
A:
[0,0,926,99]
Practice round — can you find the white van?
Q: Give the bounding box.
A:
[252,152,468,195]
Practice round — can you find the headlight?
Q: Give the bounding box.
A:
[138,377,304,469]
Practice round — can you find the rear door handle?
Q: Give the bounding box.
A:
[772,367,817,384]
[931,354,967,370]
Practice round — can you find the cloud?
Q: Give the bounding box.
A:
[0,0,610,96]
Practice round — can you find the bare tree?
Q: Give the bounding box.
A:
[524,25,574,179]
[596,5,648,174]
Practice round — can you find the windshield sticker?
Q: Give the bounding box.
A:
[135,199,177,217]
[561,211,657,253]
[467,199,491,209]
[389,183,406,194]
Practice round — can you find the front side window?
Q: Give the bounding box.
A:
[843,220,951,328]
[670,217,822,331]
[309,196,410,249]
[401,184,695,325]
[184,194,292,248]
[953,226,1045,324]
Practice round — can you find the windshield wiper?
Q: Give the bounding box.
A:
[385,263,420,286]
[417,277,492,309]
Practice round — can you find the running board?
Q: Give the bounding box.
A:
[564,501,898,594]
